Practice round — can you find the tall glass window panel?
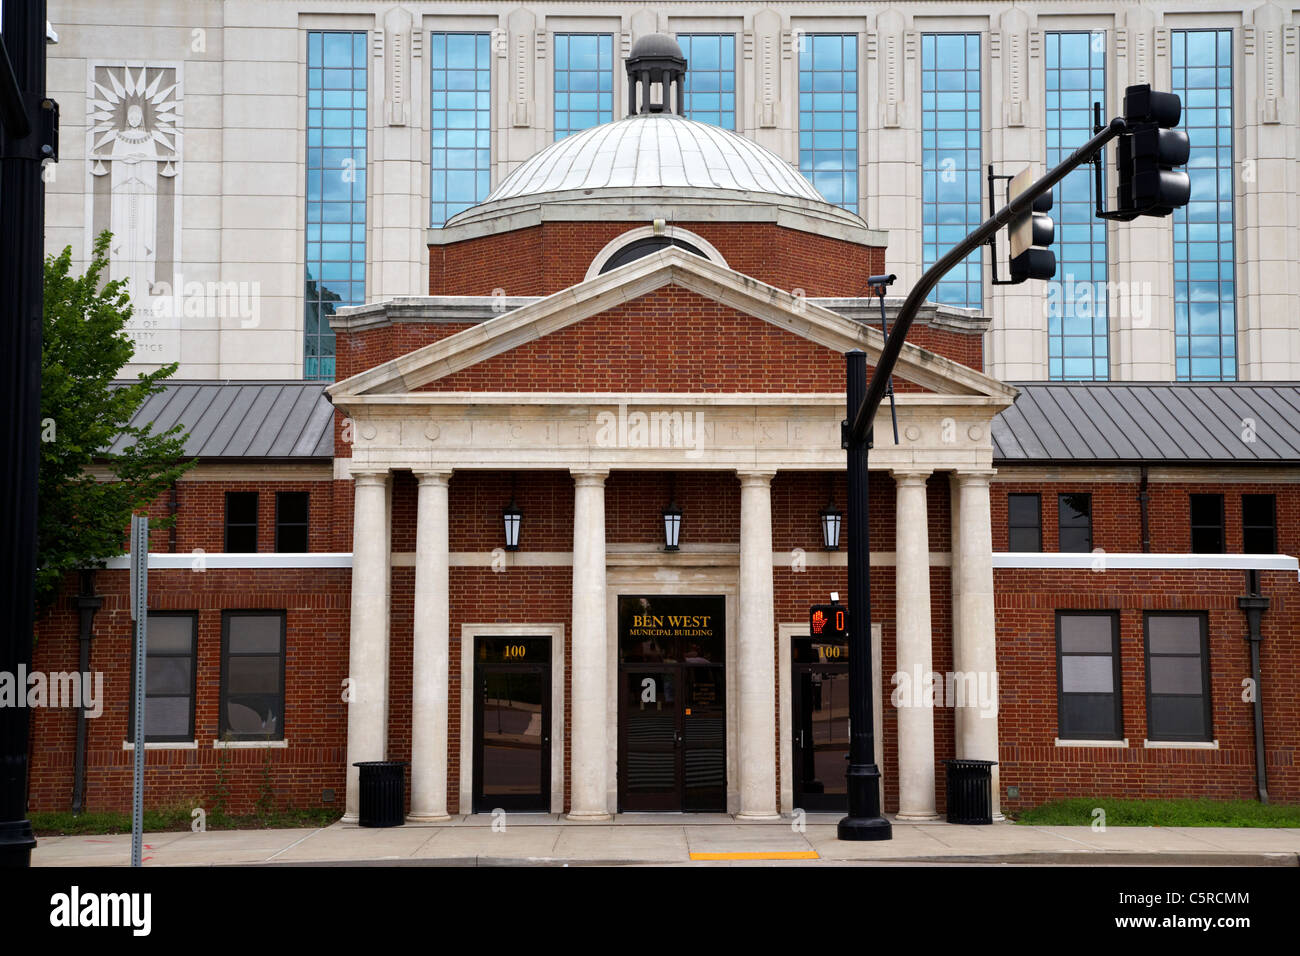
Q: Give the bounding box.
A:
[1189,493,1225,553]
[431,33,491,227]
[554,33,613,139]
[922,33,982,309]
[305,31,367,382]
[1046,32,1109,380]
[1241,494,1276,554]
[1172,29,1236,381]
[798,33,858,214]
[678,34,735,129]
[1008,493,1042,552]
[1058,492,1093,553]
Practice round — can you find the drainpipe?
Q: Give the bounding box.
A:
[1238,569,1269,805]
[1137,465,1150,553]
[168,481,178,553]
[71,569,103,814]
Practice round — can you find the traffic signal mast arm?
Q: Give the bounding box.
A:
[849,115,1128,445]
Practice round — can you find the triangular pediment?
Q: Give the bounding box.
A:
[328,247,1016,403]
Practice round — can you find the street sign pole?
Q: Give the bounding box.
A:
[129,515,149,867]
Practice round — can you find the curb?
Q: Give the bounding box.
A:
[242,850,1299,867]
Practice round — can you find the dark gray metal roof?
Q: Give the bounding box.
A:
[994,383,1300,464]
[107,381,334,460]
[107,380,1300,465]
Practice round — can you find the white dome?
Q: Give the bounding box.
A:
[478,112,826,207]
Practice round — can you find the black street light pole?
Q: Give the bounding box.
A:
[838,115,1129,841]
[838,348,889,840]
[0,0,51,867]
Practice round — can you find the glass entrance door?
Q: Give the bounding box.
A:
[620,667,680,811]
[682,665,726,811]
[473,638,550,812]
[617,595,728,812]
[619,664,727,812]
[792,637,850,812]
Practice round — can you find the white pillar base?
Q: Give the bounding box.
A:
[565,811,613,822]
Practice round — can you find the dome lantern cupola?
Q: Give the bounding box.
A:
[627,33,687,116]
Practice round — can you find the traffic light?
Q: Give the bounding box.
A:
[1007,166,1056,283]
[1117,84,1190,218]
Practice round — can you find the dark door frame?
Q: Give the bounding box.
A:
[617,662,727,812]
[472,641,551,813]
[618,664,682,812]
[791,659,850,813]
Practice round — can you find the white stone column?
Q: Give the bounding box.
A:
[893,469,939,820]
[409,470,451,822]
[568,470,610,820]
[954,470,1002,820]
[343,470,392,822]
[737,470,778,819]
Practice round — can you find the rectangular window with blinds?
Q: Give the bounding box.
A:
[1144,612,1212,742]
[220,611,287,741]
[1056,611,1123,740]
[128,612,197,743]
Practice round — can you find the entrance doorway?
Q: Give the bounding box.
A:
[617,595,726,812]
[791,635,850,812]
[472,637,550,812]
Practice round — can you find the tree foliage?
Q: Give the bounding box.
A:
[38,232,194,612]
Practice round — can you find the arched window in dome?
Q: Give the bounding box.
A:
[586,227,729,280]
[599,237,705,273]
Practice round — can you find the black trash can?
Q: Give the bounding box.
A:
[353,761,407,827]
[943,758,997,824]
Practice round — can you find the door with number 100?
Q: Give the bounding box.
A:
[472,637,550,813]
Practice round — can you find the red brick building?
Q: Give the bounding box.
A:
[29,57,1299,822]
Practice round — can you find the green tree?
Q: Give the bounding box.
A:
[37,232,194,612]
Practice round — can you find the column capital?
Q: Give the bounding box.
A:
[953,468,998,486]
[351,468,389,486]
[891,468,933,486]
[570,469,609,486]
[736,469,776,486]
[413,469,452,485]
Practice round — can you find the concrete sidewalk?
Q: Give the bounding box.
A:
[31,814,1300,866]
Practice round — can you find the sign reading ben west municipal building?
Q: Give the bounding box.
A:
[617,595,725,664]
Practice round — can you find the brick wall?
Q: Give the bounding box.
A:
[994,568,1297,809]
[335,322,473,383]
[992,473,1300,556]
[28,466,1299,814]
[146,480,339,555]
[430,221,886,298]
[29,567,351,814]
[419,287,936,394]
